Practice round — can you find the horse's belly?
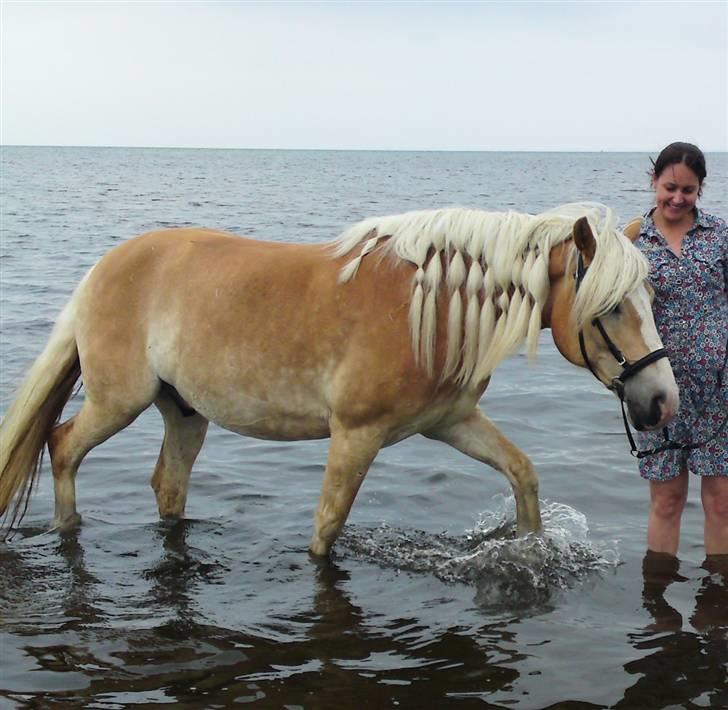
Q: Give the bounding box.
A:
[196,394,331,441]
[222,413,330,441]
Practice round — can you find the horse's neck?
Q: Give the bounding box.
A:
[546,240,574,279]
[540,240,574,328]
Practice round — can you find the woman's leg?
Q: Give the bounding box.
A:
[701,476,728,555]
[647,469,689,555]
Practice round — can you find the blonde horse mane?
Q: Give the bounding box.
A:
[332,203,648,386]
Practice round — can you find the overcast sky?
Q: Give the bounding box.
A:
[1,1,726,151]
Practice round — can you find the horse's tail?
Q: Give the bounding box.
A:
[0,274,88,529]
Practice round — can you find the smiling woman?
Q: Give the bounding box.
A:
[629,142,728,557]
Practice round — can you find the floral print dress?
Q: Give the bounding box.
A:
[634,209,728,480]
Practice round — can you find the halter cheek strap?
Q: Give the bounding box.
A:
[575,252,669,394]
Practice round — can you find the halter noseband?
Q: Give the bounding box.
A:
[574,252,669,398]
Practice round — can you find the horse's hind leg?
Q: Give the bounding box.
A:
[310,420,385,557]
[426,407,542,535]
[151,391,208,519]
[49,396,150,530]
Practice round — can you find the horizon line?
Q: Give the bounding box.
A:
[3,143,727,154]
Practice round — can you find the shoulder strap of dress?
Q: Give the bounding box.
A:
[623,217,642,242]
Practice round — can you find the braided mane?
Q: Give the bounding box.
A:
[332,203,648,386]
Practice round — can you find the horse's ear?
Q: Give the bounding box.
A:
[573,216,596,264]
[623,218,641,242]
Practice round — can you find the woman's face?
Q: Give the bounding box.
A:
[652,161,701,224]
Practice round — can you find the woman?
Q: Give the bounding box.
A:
[625,142,727,556]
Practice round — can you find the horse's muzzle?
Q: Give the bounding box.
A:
[627,389,678,431]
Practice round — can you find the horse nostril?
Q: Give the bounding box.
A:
[631,392,666,431]
[649,392,666,426]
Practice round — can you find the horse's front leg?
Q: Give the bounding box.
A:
[310,419,385,557]
[426,407,542,535]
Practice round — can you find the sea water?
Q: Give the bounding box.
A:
[1,146,727,708]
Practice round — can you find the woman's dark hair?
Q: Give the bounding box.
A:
[651,142,707,184]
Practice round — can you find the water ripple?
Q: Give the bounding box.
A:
[339,496,619,612]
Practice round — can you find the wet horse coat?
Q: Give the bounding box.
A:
[0,204,678,555]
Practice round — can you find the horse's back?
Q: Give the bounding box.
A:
[85,227,335,319]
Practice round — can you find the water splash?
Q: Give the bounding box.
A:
[339,496,619,612]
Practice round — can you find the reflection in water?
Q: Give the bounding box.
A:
[4,518,723,706]
[310,558,365,642]
[1,523,526,706]
[0,528,106,700]
[691,554,728,635]
[640,550,686,632]
[617,552,728,709]
[56,529,104,629]
[249,557,524,707]
[144,519,226,625]
[0,527,103,632]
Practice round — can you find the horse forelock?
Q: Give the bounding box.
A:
[331,203,637,386]
[569,210,649,330]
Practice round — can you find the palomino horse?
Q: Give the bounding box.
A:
[0,204,678,556]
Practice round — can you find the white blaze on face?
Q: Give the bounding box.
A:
[625,284,679,419]
[629,285,663,352]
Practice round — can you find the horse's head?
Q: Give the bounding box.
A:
[546,216,678,431]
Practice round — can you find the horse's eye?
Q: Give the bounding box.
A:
[612,304,622,316]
